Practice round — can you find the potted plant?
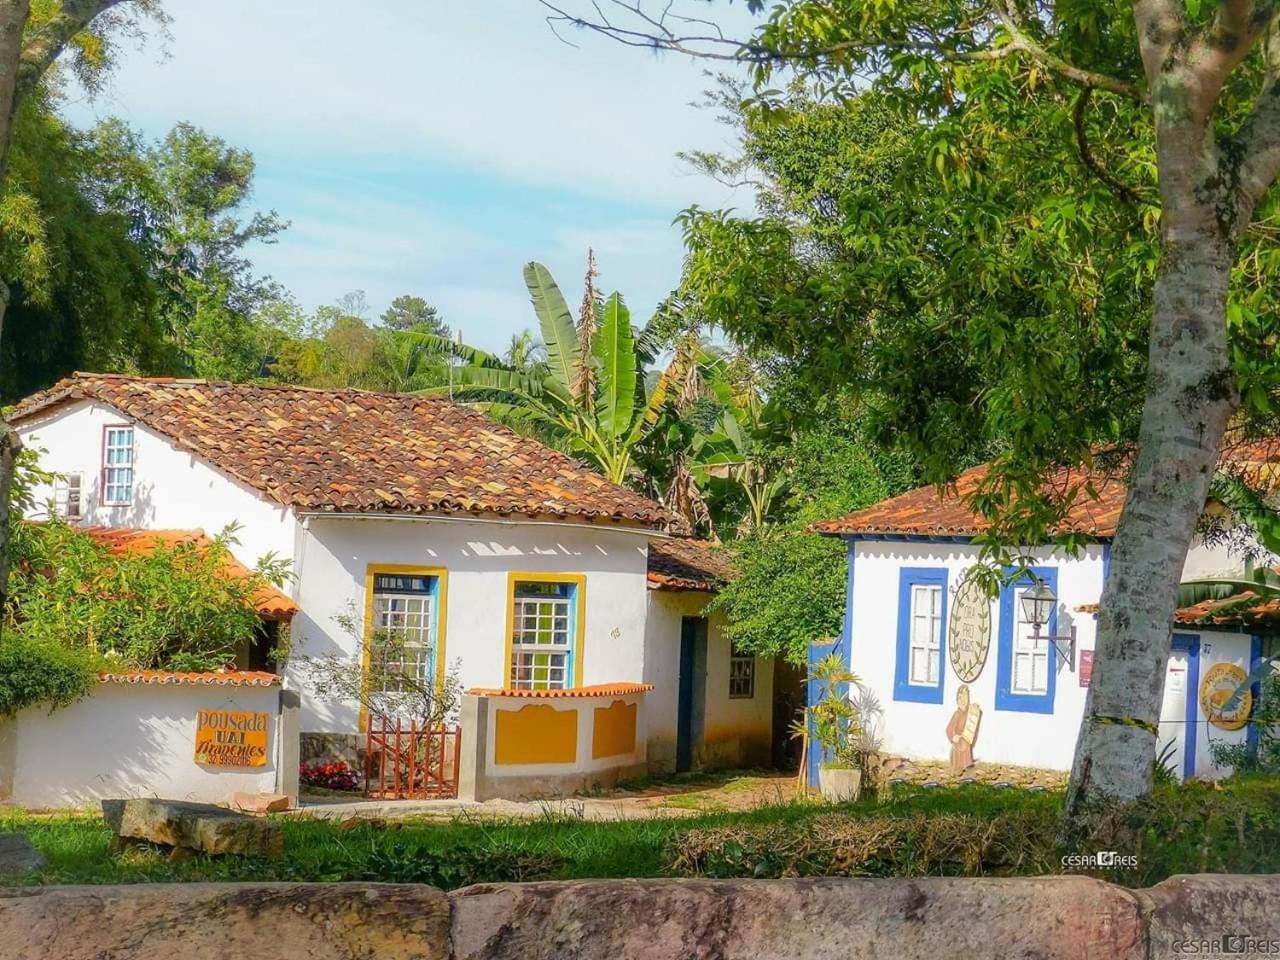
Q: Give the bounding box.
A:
[802,651,865,803]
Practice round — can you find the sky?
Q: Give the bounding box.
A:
[62,0,763,354]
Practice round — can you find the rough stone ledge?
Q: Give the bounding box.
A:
[0,874,1276,959]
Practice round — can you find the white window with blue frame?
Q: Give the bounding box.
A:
[371,573,439,692]
[996,567,1058,713]
[894,567,948,703]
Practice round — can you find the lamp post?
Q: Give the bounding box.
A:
[1019,579,1076,671]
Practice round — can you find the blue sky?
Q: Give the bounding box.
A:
[62,0,761,353]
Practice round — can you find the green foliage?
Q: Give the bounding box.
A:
[1211,675,1280,774]
[444,260,676,486]
[805,652,862,768]
[0,635,98,716]
[709,419,900,664]
[380,294,448,337]
[670,778,1280,886]
[9,778,1280,888]
[7,518,289,672]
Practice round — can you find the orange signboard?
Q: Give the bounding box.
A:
[195,709,270,767]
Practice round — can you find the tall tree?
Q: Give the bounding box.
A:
[540,0,1280,806]
[0,0,163,626]
[380,293,449,337]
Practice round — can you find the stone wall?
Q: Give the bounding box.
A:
[2,874,1277,959]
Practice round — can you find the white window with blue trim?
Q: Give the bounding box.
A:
[996,568,1057,713]
[511,581,576,690]
[894,568,948,703]
[371,573,438,692]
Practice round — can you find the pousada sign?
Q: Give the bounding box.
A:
[194,709,270,767]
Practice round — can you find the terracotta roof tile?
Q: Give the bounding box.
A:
[466,682,654,698]
[647,538,736,592]
[11,373,675,529]
[99,670,281,687]
[79,526,298,620]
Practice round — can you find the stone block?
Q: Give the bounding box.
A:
[102,798,283,858]
[230,791,291,814]
[0,834,44,879]
[450,876,1146,960]
[0,883,450,960]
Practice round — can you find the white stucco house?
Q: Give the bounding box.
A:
[809,461,1276,786]
[9,373,774,799]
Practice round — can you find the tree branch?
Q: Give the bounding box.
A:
[1072,86,1147,206]
[537,0,1145,103]
[15,0,129,104]
[1234,82,1280,210]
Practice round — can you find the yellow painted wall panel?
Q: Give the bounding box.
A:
[591,699,637,759]
[494,704,578,765]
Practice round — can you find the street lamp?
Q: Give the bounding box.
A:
[1019,578,1076,671]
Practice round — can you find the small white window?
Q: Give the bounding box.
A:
[729,647,755,699]
[101,426,134,505]
[1012,585,1050,694]
[908,584,943,685]
[53,473,83,520]
[510,580,576,690]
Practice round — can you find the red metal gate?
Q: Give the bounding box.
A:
[364,717,461,800]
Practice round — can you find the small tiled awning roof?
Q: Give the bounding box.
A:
[11,373,677,529]
[812,438,1280,540]
[99,670,281,687]
[467,682,654,698]
[1078,597,1280,629]
[82,526,298,621]
[647,538,736,592]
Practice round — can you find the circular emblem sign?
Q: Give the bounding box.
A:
[948,575,992,684]
[1199,662,1253,732]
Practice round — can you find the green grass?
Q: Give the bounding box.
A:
[5,777,1278,890]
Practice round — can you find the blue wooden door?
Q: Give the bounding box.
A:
[676,616,706,772]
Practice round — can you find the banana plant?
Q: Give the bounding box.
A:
[691,359,789,533]
[430,261,679,487]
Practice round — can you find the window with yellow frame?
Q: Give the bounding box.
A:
[506,574,584,690]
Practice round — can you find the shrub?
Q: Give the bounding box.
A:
[0,636,98,715]
[669,811,1061,879]
[299,761,360,792]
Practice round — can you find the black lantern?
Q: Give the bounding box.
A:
[1019,581,1057,636]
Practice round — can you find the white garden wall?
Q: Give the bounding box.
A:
[0,681,292,809]
[15,399,296,570]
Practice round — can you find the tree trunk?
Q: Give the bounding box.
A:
[0,1,30,638]
[1066,208,1239,808]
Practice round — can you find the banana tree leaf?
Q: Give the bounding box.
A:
[593,292,638,441]
[1177,573,1280,608]
[524,261,579,396]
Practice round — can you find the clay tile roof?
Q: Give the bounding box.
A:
[98,670,281,687]
[465,682,654,698]
[10,373,676,529]
[647,538,737,592]
[1080,593,1280,629]
[80,526,298,620]
[814,434,1280,541]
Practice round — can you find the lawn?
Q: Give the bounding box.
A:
[4,776,1278,890]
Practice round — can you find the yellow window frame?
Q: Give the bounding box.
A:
[504,571,586,690]
[361,563,449,731]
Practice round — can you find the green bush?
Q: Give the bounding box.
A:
[1211,675,1280,774]
[0,636,98,715]
[667,779,1280,887]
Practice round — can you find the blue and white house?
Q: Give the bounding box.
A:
[809,462,1275,784]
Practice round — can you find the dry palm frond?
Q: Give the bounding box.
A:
[573,248,599,408]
